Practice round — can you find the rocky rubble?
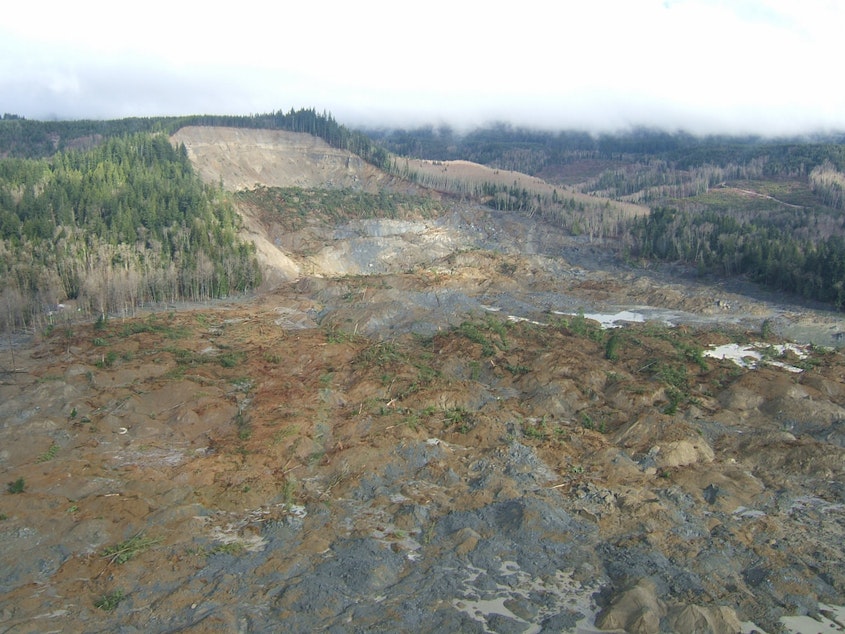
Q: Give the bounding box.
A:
[1,273,844,632]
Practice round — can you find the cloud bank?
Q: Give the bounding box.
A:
[2,0,844,135]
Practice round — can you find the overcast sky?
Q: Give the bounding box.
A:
[2,0,843,135]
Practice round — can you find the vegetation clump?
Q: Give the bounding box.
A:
[101,532,161,565]
[94,590,125,612]
[6,477,25,494]
[36,443,60,463]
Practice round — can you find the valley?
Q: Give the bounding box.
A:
[1,124,844,633]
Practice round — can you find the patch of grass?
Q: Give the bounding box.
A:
[163,365,187,380]
[94,589,125,612]
[325,327,360,344]
[6,477,25,494]
[94,313,109,331]
[506,363,530,376]
[656,362,688,390]
[209,542,246,556]
[273,425,299,445]
[37,374,63,383]
[219,351,246,368]
[670,338,708,371]
[468,360,481,381]
[522,419,548,440]
[230,377,254,393]
[263,351,282,364]
[605,331,622,361]
[36,443,60,463]
[356,341,404,367]
[167,347,206,366]
[444,407,475,434]
[664,387,684,415]
[401,410,421,431]
[235,410,251,441]
[414,362,440,385]
[654,362,692,414]
[101,532,161,565]
[456,318,510,357]
[281,477,298,505]
[458,321,489,350]
[120,316,189,340]
[605,371,622,385]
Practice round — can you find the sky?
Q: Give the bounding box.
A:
[2,0,844,136]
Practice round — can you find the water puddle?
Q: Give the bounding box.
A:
[781,604,845,633]
[704,342,811,373]
[552,309,652,328]
[450,562,607,634]
[744,604,845,633]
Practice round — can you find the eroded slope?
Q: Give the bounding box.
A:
[172,126,390,193]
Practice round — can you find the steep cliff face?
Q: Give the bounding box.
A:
[172,126,389,192]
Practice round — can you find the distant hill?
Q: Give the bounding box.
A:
[370,123,845,309]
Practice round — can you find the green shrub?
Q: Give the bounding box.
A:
[6,477,25,494]
[605,332,622,361]
[94,590,124,611]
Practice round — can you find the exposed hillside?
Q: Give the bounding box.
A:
[394,156,648,216]
[172,126,392,193]
[173,126,845,346]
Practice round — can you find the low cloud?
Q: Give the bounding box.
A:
[2,0,845,135]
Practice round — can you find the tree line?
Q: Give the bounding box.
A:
[0,108,391,171]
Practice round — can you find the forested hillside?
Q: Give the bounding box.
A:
[371,124,845,309]
[0,132,260,329]
[0,108,400,331]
